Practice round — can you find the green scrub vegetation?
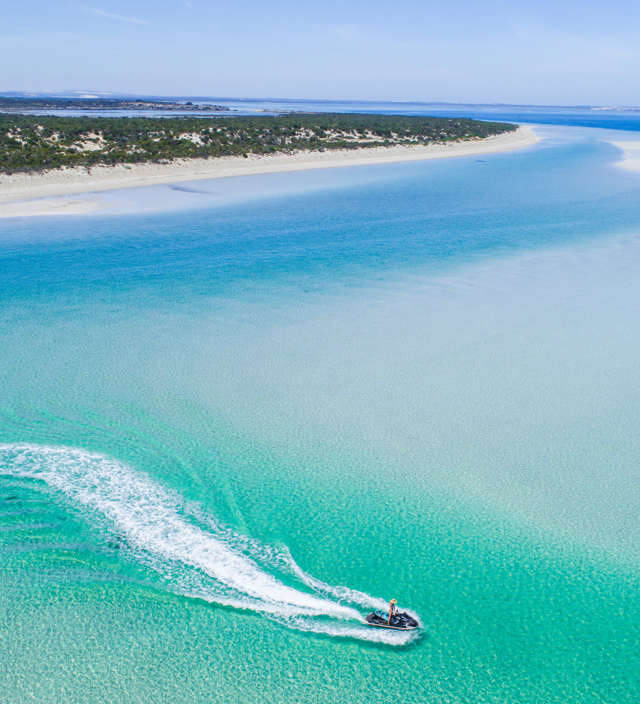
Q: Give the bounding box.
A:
[0,113,515,173]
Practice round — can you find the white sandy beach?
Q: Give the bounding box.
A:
[0,126,537,218]
[610,139,640,172]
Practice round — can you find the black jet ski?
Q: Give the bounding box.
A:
[365,609,419,631]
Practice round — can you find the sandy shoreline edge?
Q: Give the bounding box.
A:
[610,139,640,173]
[0,126,538,218]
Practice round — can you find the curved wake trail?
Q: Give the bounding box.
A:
[0,444,419,644]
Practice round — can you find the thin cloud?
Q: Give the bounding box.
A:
[85,7,148,25]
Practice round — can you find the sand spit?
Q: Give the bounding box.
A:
[610,139,640,173]
[0,126,538,218]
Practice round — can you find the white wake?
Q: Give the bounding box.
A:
[0,444,419,644]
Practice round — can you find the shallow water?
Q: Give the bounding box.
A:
[1,119,640,702]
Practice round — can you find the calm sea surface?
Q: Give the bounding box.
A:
[1,108,639,702]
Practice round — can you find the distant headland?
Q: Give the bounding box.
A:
[0,96,231,113]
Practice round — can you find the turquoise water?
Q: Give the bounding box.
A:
[2,122,640,702]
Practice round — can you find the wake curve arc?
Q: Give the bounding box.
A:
[0,443,420,645]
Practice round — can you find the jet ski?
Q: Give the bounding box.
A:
[365,609,419,631]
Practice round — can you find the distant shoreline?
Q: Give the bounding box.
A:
[0,97,231,113]
[0,126,538,218]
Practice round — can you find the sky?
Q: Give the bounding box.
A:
[3,0,640,104]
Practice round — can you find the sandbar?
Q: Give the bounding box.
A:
[610,139,640,172]
[0,126,538,218]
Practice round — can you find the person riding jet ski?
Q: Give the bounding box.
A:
[388,598,398,624]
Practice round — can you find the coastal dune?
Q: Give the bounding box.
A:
[0,125,537,218]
